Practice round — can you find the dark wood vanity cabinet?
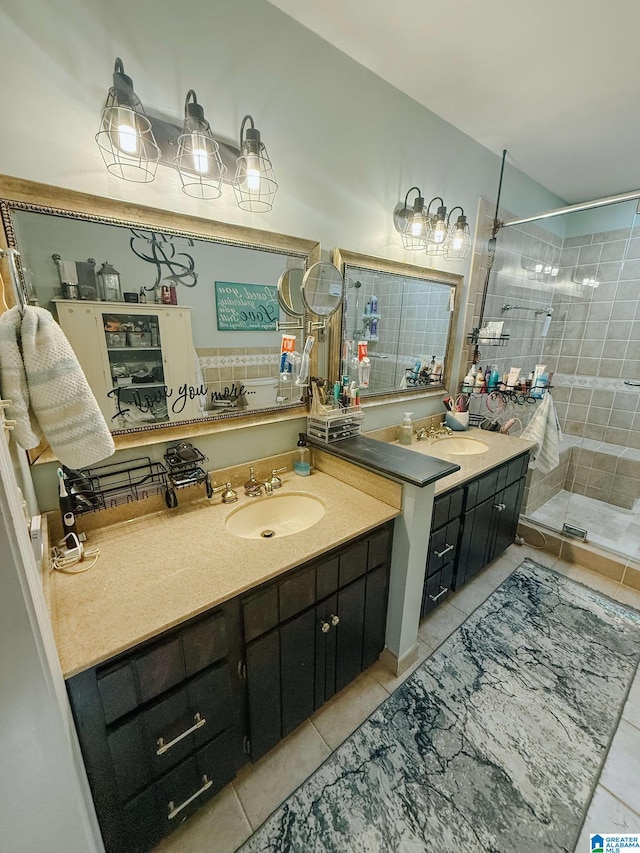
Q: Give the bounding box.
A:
[65,521,393,853]
[421,453,529,614]
[456,452,528,587]
[66,602,247,853]
[242,523,393,762]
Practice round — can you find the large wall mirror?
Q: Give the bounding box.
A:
[332,249,462,399]
[0,176,320,446]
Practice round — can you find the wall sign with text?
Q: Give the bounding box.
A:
[214,281,278,331]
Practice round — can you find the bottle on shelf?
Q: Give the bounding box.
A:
[461,367,475,393]
[475,367,485,393]
[488,364,500,391]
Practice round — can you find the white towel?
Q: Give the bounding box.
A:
[0,305,115,468]
[521,392,562,474]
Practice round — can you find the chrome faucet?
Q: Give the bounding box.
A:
[416,423,452,442]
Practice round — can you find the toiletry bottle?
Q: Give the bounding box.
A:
[370,294,378,314]
[139,287,147,304]
[462,367,475,393]
[474,367,485,393]
[294,433,311,476]
[488,364,500,391]
[399,412,413,445]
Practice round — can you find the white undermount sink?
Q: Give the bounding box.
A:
[430,436,489,455]
[225,494,326,539]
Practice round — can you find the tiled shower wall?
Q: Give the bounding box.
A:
[467,201,640,451]
[466,200,640,513]
[547,226,640,449]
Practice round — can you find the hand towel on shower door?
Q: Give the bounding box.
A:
[521,392,561,475]
[17,306,114,468]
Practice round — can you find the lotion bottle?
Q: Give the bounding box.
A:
[399,412,413,445]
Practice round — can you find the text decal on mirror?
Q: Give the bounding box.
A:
[215,282,278,331]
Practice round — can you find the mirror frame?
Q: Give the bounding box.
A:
[331,248,463,403]
[0,174,320,463]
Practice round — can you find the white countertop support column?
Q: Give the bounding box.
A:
[384,481,434,674]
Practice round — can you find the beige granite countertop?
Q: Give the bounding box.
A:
[393,427,536,496]
[49,471,400,678]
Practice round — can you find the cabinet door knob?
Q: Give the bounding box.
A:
[320,621,331,634]
[330,614,340,627]
[494,502,505,511]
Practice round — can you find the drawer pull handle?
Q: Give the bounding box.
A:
[429,586,449,603]
[157,713,206,756]
[494,503,506,512]
[330,614,340,627]
[167,775,213,820]
[320,620,331,634]
[434,543,454,558]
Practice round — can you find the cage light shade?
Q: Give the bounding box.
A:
[174,91,225,199]
[444,214,472,260]
[95,59,160,183]
[425,204,448,256]
[232,116,278,212]
[400,193,429,251]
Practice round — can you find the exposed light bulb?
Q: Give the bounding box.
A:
[452,228,464,251]
[246,154,261,191]
[433,221,447,243]
[411,214,425,236]
[535,262,543,273]
[582,277,590,286]
[551,267,559,276]
[117,123,138,154]
[543,264,552,274]
[191,133,209,174]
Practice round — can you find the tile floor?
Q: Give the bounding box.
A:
[153,544,640,853]
[530,489,640,560]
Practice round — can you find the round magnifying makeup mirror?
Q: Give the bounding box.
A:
[301,262,344,318]
[277,267,305,318]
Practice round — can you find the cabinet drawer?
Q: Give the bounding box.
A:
[465,467,500,510]
[367,527,390,570]
[421,563,454,618]
[108,662,234,801]
[338,539,368,586]
[279,566,316,623]
[97,609,230,724]
[427,518,460,577]
[431,488,464,530]
[506,453,528,485]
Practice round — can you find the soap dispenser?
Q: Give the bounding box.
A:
[294,433,311,476]
[399,412,413,445]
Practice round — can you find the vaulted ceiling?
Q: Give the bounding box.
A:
[268,0,640,203]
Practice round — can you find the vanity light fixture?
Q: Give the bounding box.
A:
[232,115,278,212]
[95,58,161,183]
[425,197,448,255]
[174,91,225,199]
[95,59,277,211]
[443,207,472,260]
[398,187,430,251]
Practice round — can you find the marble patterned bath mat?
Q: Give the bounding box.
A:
[237,559,640,853]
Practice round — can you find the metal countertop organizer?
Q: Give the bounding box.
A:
[63,442,213,514]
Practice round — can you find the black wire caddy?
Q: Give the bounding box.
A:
[63,442,213,515]
[163,442,213,507]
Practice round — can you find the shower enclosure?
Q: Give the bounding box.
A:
[468,196,640,563]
